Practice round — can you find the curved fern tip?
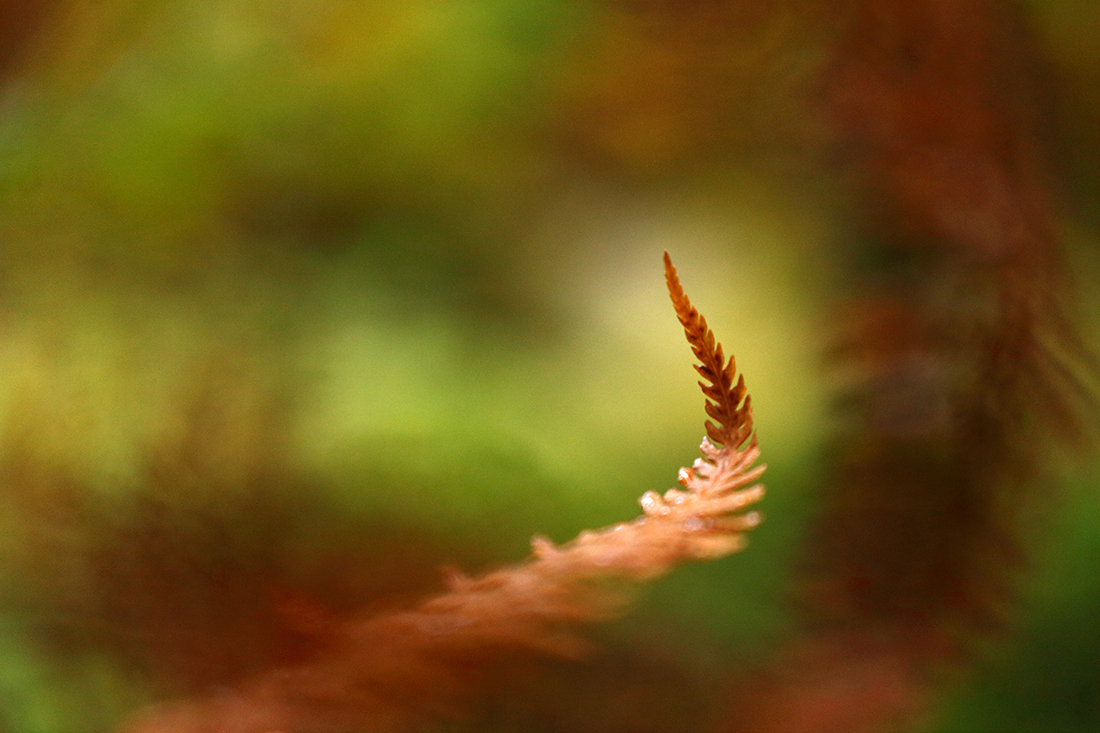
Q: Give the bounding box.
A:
[664,252,754,449]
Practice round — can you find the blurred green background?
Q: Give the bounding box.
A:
[0,1,1096,731]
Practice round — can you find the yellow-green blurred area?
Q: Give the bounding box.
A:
[0,1,1097,731]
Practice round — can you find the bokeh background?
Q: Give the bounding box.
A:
[0,1,1097,731]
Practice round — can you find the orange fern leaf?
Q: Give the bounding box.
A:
[118,255,766,733]
[664,251,754,449]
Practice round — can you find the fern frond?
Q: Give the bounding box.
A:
[118,255,766,733]
[664,251,754,449]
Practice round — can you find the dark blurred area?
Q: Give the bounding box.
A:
[0,1,1097,732]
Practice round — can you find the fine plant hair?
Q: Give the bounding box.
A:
[117,254,765,733]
